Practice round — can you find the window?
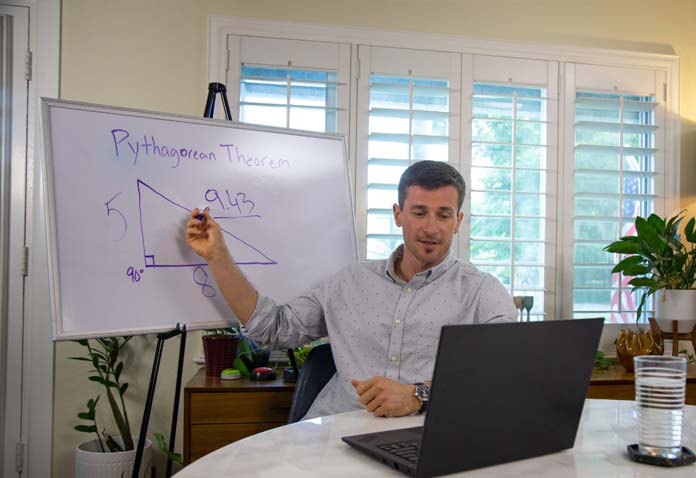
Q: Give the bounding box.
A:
[239,66,339,132]
[364,74,452,258]
[469,83,549,320]
[465,55,558,321]
[564,63,667,323]
[356,46,461,259]
[226,35,350,135]
[215,18,679,325]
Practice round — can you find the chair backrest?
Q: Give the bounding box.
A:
[287,343,336,423]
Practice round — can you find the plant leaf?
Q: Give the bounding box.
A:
[684,217,695,241]
[104,433,124,452]
[154,432,167,450]
[628,277,656,287]
[74,424,97,433]
[114,362,123,381]
[154,432,183,465]
[88,376,106,385]
[635,216,659,252]
[611,255,644,273]
[119,383,129,395]
[604,240,641,254]
[621,265,651,276]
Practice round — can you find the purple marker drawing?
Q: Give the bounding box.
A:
[136,179,276,267]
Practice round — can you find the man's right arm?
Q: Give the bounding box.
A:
[185,208,257,325]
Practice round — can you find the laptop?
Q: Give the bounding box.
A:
[342,318,603,477]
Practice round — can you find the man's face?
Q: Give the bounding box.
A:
[393,185,463,271]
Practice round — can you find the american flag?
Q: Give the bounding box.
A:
[609,161,644,323]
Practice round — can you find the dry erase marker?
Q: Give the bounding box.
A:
[195,207,209,221]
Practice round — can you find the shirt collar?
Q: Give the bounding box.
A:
[385,244,457,286]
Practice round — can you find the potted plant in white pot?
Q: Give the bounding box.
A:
[604,210,696,337]
[70,336,153,478]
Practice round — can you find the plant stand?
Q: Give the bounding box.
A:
[648,317,696,357]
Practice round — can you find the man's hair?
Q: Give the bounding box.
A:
[397,160,466,211]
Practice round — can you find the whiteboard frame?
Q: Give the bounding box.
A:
[41,97,358,340]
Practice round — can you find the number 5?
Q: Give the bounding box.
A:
[105,193,127,241]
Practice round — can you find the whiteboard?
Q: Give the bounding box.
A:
[42,99,357,340]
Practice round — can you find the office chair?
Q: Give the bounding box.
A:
[287,343,336,423]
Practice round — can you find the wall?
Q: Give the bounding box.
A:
[55,0,696,476]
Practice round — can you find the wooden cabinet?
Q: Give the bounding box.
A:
[184,368,295,464]
[588,364,696,404]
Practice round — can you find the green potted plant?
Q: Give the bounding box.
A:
[70,336,153,478]
[70,336,183,477]
[604,210,696,354]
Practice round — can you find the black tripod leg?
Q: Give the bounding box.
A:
[165,326,187,477]
[220,88,233,121]
[203,83,218,118]
[132,335,166,478]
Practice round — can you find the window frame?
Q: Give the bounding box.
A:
[208,16,681,342]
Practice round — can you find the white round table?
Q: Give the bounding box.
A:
[174,400,696,477]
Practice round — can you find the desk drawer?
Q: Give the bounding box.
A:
[190,391,293,423]
[190,423,286,461]
[586,384,634,401]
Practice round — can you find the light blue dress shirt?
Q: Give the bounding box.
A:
[244,245,517,419]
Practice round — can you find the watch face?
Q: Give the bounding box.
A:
[415,384,430,402]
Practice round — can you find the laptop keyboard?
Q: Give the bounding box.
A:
[378,440,421,463]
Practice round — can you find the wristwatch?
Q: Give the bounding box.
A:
[413,382,430,414]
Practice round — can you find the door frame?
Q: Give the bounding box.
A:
[0,1,59,476]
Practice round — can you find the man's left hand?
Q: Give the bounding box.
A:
[351,377,420,417]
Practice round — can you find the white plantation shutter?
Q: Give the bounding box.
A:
[466,56,558,321]
[564,63,666,323]
[356,46,461,259]
[227,36,350,135]
[215,23,679,328]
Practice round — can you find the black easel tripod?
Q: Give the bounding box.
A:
[204,82,233,121]
[132,84,234,478]
[132,324,187,478]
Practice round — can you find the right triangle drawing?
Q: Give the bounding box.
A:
[137,179,277,268]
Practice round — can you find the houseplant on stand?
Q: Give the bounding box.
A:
[605,210,696,358]
[70,336,153,478]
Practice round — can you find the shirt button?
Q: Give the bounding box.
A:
[426,278,431,284]
[395,319,401,325]
[391,355,398,363]
[406,288,412,293]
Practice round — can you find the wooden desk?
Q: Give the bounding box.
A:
[588,364,696,404]
[183,368,295,464]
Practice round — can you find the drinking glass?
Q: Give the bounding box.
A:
[523,296,534,322]
[634,355,687,458]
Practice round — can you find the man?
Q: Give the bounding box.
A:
[186,160,516,420]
